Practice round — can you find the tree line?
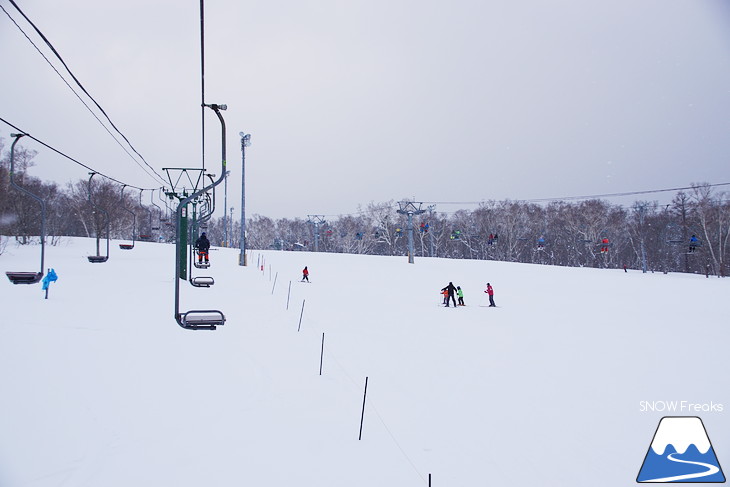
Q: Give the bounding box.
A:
[234,193,728,277]
[1,138,728,276]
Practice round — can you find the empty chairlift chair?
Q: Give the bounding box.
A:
[86,173,110,263]
[118,185,136,250]
[5,133,47,285]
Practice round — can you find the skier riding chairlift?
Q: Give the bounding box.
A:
[689,235,701,254]
[600,237,610,253]
[536,236,545,250]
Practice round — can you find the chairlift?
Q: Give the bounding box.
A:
[118,185,136,250]
[536,237,546,250]
[598,237,611,253]
[158,187,172,223]
[137,189,155,242]
[179,310,226,330]
[172,103,228,330]
[86,173,110,263]
[150,190,163,230]
[190,275,215,287]
[188,196,214,284]
[5,133,46,285]
[688,235,702,254]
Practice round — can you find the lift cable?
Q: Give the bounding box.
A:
[0,116,156,191]
[423,182,730,207]
[3,0,168,187]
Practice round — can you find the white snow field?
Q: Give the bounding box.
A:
[1,237,728,486]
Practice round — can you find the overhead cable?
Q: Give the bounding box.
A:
[4,0,168,187]
[1,116,156,191]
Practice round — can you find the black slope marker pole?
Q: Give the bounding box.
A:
[319,332,325,375]
[297,299,306,332]
[358,376,368,440]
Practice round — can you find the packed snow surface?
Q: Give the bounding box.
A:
[1,237,728,486]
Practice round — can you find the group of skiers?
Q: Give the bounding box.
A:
[194,235,503,312]
[441,282,495,307]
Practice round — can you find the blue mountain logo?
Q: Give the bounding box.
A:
[637,416,725,483]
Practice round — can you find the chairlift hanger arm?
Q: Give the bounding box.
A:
[6,133,46,282]
[117,185,137,249]
[87,172,110,261]
[173,103,228,330]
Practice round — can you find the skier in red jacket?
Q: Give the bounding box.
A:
[484,283,496,307]
[600,237,610,253]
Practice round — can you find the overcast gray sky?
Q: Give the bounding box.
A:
[1,0,729,219]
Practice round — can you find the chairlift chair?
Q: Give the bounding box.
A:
[6,271,44,284]
[118,185,136,250]
[536,237,546,250]
[172,103,228,331]
[189,200,213,278]
[190,276,215,287]
[149,190,163,231]
[86,173,111,263]
[137,189,154,243]
[177,310,225,330]
[158,187,172,223]
[5,133,47,285]
[88,255,109,263]
[688,237,702,254]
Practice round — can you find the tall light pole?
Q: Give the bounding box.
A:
[223,169,230,246]
[229,206,234,246]
[239,131,251,266]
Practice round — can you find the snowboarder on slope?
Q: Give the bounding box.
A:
[484,283,496,307]
[302,266,310,282]
[194,232,211,263]
[441,282,458,307]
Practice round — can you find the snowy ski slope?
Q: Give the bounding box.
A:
[1,237,728,486]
